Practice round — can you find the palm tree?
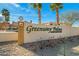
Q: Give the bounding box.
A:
[1,9,10,30]
[50,3,63,25]
[31,3,42,25]
[1,8,10,22]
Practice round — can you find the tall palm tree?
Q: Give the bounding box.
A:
[31,3,42,25]
[50,3,63,25]
[1,9,10,30]
[1,8,10,22]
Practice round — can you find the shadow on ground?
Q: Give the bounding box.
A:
[0,36,79,56]
[22,38,79,56]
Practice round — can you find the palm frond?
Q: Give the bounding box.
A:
[38,3,42,9]
[30,3,37,9]
[30,3,42,10]
[50,3,63,11]
[50,4,56,11]
[59,5,63,9]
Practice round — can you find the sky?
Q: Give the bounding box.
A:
[0,3,79,26]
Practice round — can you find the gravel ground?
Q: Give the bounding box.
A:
[0,38,79,56]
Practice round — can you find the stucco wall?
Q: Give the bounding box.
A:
[0,23,79,43]
[0,32,18,42]
[24,24,79,43]
[71,27,79,36]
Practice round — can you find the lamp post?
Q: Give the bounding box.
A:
[64,39,66,56]
[18,16,24,45]
[63,36,67,56]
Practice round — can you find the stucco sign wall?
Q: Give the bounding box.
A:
[24,24,66,43]
[17,22,79,43]
[26,26,62,33]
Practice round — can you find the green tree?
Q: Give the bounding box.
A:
[50,3,63,25]
[31,3,42,25]
[61,11,79,25]
[1,9,10,30]
[1,8,10,22]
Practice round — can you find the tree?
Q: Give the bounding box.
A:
[50,3,63,25]
[60,11,79,25]
[1,9,10,31]
[1,8,10,22]
[31,3,42,25]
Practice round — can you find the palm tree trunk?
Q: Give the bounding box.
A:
[56,7,59,25]
[38,8,41,25]
[4,16,6,31]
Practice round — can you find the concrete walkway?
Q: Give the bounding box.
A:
[0,39,79,56]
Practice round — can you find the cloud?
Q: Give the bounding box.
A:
[9,3,32,13]
[11,3,20,7]
[0,14,2,17]
[0,14,3,21]
[12,13,38,17]
[10,3,30,13]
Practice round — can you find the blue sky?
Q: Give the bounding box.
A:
[0,3,79,26]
